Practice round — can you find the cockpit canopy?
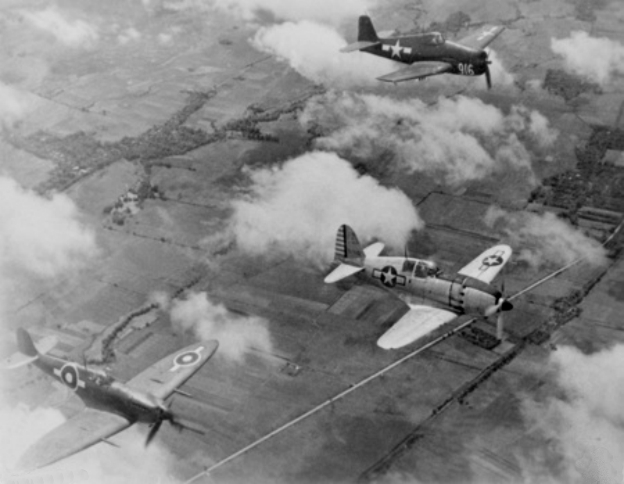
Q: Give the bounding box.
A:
[425,32,445,46]
[402,259,440,278]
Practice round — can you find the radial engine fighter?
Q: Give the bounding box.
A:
[5,328,218,471]
[325,225,513,349]
[341,15,505,87]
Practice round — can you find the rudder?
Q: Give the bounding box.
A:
[17,328,39,357]
[335,224,364,264]
[358,15,378,42]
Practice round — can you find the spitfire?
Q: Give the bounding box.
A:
[341,16,505,88]
[5,328,218,472]
[325,225,513,349]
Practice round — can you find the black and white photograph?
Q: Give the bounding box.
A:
[0,0,623,483]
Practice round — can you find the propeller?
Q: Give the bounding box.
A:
[478,50,492,89]
[144,400,205,447]
[484,281,513,340]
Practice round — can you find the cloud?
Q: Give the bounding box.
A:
[0,177,97,279]
[251,20,395,88]
[484,207,607,269]
[520,344,624,483]
[21,6,99,47]
[551,31,624,85]
[202,0,374,24]
[0,83,36,128]
[301,92,556,186]
[228,151,423,266]
[170,291,273,363]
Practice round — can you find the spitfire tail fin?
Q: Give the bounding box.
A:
[17,328,39,357]
[358,15,378,42]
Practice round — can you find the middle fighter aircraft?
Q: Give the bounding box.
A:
[341,15,505,87]
[325,225,513,349]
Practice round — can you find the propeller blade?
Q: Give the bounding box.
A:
[171,416,205,436]
[485,64,492,89]
[496,312,504,341]
[145,420,163,447]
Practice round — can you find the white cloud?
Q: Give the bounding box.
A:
[118,27,141,45]
[21,6,99,47]
[206,0,374,24]
[228,151,423,266]
[0,83,36,128]
[520,344,624,483]
[301,92,556,186]
[170,291,273,363]
[551,31,624,85]
[0,177,97,279]
[484,207,607,269]
[252,20,395,88]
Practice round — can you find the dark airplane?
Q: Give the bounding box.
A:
[342,15,505,87]
[6,328,218,472]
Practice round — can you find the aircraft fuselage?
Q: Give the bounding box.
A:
[363,35,488,77]
[33,354,169,424]
[363,256,501,315]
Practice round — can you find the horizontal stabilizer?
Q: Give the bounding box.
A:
[363,242,385,258]
[324,263,364,283]
[377,305,457,349]
[1,353,38,370]
[340,41,380,53]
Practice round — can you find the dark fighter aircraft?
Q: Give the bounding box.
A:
[341,15,505,87]
[7,328,218,471]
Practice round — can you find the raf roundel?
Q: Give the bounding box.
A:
[55,364,85,391]
[170,346,205,372]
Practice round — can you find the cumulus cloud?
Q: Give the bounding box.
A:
[0,177,97,279]
[551,31,624,85]
[170,292,273,363]
[520,344,624,483]
[21,7,99,47]
[185,0,374,24]
[228,151,423,265]
[0,83,36,128]
[484,207,607,269]
[252,21,395,88]
[301,92,556,186]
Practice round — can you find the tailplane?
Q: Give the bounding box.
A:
[340,15,381,53]
[3,329,56,370]
[325,225,366,283]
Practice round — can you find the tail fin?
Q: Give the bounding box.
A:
[358,15,378,42]
[335,224,364,264]
[17,328,39,357]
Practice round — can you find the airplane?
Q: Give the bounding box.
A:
[324,225,513,349]
[5,328,218,472]
[341,15,505,87]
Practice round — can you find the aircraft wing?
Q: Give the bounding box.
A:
[17,408,130,471]
[125,340,218,400]
[457,244,512,283]
[457,25,505,50]
[377,305,458,349]
[377,61,453,83]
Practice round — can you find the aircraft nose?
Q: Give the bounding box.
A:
[501,299,513,312]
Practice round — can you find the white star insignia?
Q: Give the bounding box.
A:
[390,40,403,59]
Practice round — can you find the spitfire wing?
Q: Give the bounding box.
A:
[17,408,130,471]
[377,305,458,349]
[377,61,453,83]
[457,25,505,50]
[457,244,512,283]
[125,340,218,399]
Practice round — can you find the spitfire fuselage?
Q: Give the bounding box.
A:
[363,34,488,77]
[33,354,168,424]
[362,256,502,315]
